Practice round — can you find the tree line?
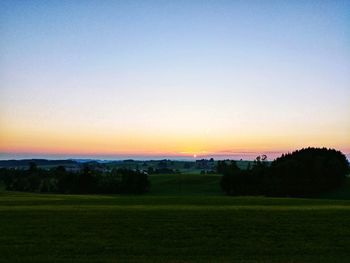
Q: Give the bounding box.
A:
[219,148,350,197]
[0,163,149,194]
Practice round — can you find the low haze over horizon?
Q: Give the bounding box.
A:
[1,0,349,160]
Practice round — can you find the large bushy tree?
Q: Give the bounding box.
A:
[269,148,349,196]
[219,148,349,197]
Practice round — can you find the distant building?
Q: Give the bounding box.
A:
[65,166,81,173]
[195,159,214,169]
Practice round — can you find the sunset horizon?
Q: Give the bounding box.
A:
[1,147,349,161]
[1,1,350,262]
[1,0,349,160]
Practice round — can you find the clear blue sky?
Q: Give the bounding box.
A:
[1,0,349,160]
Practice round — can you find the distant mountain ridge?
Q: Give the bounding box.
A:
[0,159,78,168]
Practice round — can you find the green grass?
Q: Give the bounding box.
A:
[1,194,350,262]
[148,174,222,196]
[1,175,350,262]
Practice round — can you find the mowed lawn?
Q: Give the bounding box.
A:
[1,175,350,262]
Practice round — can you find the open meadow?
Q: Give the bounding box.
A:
[1,174,350,263]
[1,1,349,262]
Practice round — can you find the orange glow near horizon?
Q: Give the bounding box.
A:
[1,1,349,160]
[1,120,349,159]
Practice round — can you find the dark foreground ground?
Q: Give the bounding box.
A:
[1,175,350,262]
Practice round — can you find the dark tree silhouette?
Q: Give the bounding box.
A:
[0,164,150,195]
[268,148,349,196]
[219,148,349,197]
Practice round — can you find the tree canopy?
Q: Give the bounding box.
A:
[219,148,349,197]
[0,165,150,195]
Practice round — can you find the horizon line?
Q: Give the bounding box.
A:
[1,149,349,161]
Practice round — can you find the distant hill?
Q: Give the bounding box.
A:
[0,159,78,168]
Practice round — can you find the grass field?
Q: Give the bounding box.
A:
[148,174,222,195]
[1,174,350,262]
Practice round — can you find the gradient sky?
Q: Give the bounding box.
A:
[1,0,349,160]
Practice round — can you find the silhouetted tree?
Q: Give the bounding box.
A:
[267,148,349,197]
[0,165,150,195]
[219,148,349,197]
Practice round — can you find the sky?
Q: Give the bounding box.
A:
[0,0,349,160]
